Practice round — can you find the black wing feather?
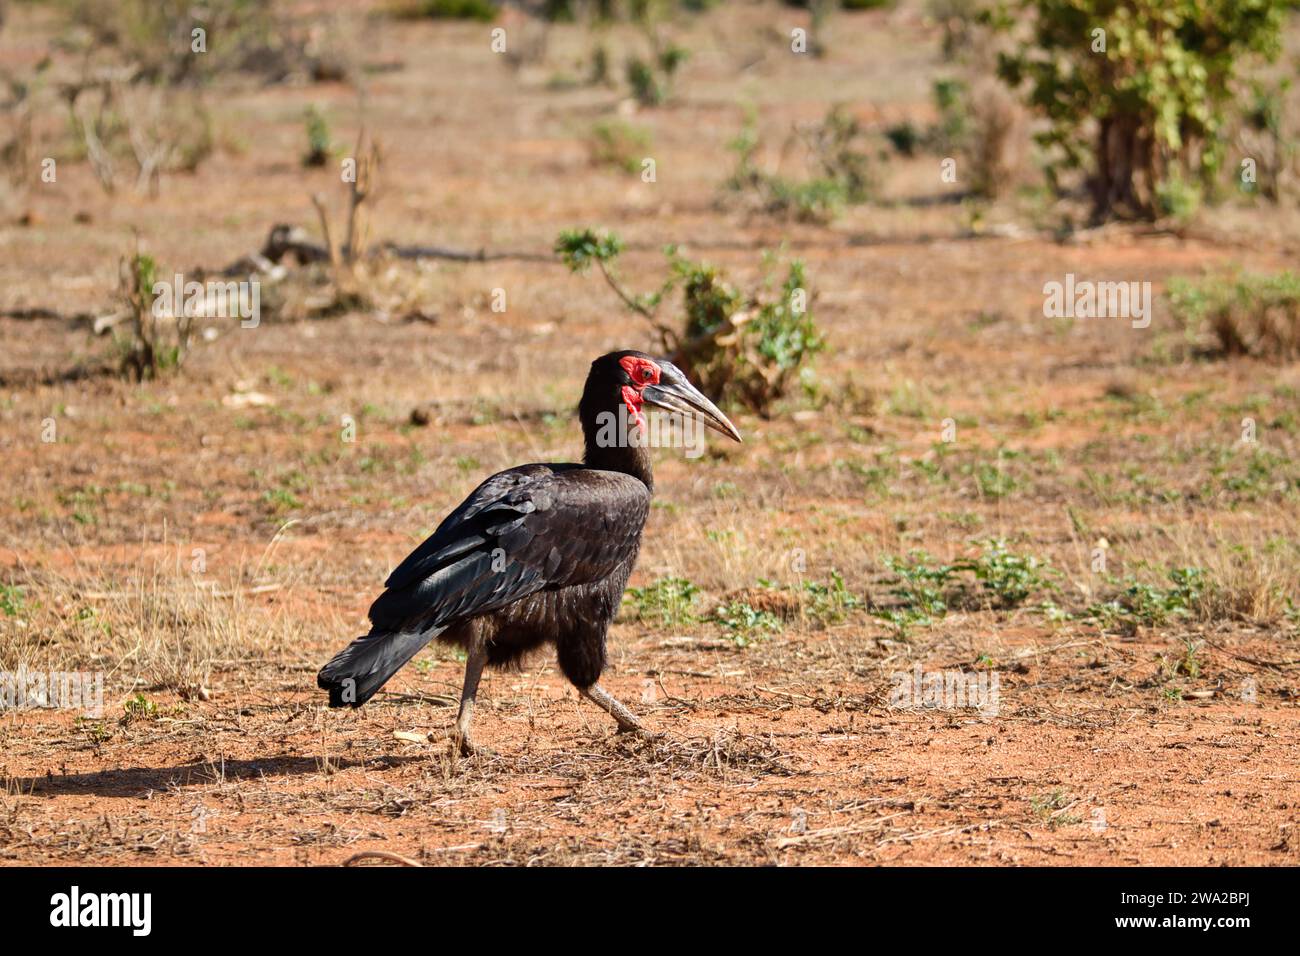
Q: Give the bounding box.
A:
[368,463,649,631]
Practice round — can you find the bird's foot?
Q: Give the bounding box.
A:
[581,684,659,741]
[451,731,494,759]
[615,721,661,742]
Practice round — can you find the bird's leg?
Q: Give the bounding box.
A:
[581,684,657,739]
[452,641,491,757]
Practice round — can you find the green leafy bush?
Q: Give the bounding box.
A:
[556,228,823,414]
[990,0,1287,221]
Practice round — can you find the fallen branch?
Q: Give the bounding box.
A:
[215,224,555,277]
[342,851,423,868]
[1203,639,1300,671]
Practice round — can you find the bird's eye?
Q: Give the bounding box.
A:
[641,367,654,382]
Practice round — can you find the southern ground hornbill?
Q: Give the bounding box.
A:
[318,350,742,753]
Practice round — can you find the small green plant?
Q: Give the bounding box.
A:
[874,541,1055,634]
[77,717,113,745]
[624,58,659,106]
[116,251,194,381]
[712,600,782,647]
[929,78,968,154]
[725,106,877,222]
[589,119,652,174]
[625,575,699,627]
[970,460,1018,499]
[801,569,863,624]
[963,538,1056,609]
[262,487,304,515]
[625,41,688,107]
[556,228,823,414]
[1030,788,1082,828]
[1168,638,1203,679]
[873,551,958,636]
[1030,788,1066,817]
[123,692,158,723]
[302,106,333,168]
[0,583,25,617]
[1087,567,1207,629]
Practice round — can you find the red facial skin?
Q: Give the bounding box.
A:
[618,356,661,434]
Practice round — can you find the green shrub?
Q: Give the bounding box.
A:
[990,0,1287,221]
[1168,271,1300,360]
[625,42,688,107]
[675,254,823,413]
[556,228,823,414]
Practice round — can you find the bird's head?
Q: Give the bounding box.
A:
[590,349,742,443]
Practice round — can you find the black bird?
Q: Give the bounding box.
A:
[318,350,742,754]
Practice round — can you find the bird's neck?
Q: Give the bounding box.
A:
[580,394,655,492]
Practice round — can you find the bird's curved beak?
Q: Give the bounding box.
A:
[642,364,742,443]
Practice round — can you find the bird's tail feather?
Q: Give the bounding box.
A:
[317,625,445,708]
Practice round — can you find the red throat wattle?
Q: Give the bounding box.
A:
[617,356,661,434]
[621,385,646,433]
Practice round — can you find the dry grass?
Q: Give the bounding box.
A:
[0,529,314,697]
[1169,272,1300,361]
